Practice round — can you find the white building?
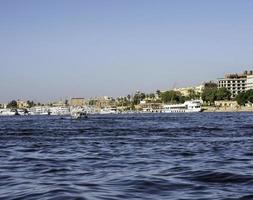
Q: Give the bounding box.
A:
[218,70,253,97]
[49,107,70,115]
[246,74,253,91]
[218,73,247,98]
[173,85,204,97]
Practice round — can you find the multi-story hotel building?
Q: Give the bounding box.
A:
[218,72,247,98]
[246,74,253,91]
[218,70,253,98]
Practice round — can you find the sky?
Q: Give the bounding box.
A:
[1,0,253,102]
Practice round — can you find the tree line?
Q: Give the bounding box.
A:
[6,100,41,109]
[236,89,253,106]
[201,87,253,106]
[5,87,253,109]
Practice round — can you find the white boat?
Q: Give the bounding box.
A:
[100,107,118,114]
[0,109,18,116]
[17,109,30,115]
[162,100,202,113]
[49,107,70,116]
[29,106,51,115]
[70,108,88,119]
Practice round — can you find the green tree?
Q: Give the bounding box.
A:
[248,94,253,103]
[160,90,183,103]
[149,93,155,99]
[247,90,253,103]
[89,100,97,106]
[156,90,161,98]
[127,94,131,101]
[236,89,253,105]
[27,100,35,108]
[133,92,146,105]
[204,82,218,89]
[202,87,231,104]
[236,92,247,106]
[187,89,201,100]
[140,93,145,100]
[7,100,18,108]
[201,82,218,104]
[216,87,231,101]
[131,102,135,110]
[201,88,217,105]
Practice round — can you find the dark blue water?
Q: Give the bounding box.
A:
[0,113,253,200]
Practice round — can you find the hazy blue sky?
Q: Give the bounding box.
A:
[1,0,253,102]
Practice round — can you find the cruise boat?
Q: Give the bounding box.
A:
[162,100,202,113]
[49,107,70,116]
[29,107,51,115]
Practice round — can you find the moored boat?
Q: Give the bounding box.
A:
[162,100,202,113]
[0,109,18,116]
[100,107,118,114]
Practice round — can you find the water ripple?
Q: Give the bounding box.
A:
[1,113,253,199]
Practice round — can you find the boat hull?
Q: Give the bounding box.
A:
[162,108,202,113]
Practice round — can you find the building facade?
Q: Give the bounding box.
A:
[174,85,204,97]
[95,96,116,108]
[70,98,86,107]
[246,74,253,91]
[51,100,67,107]
[218,72,247,98]
[214,100,238,108]
[17,100,29,109]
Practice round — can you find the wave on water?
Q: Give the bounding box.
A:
[1,113,253,200]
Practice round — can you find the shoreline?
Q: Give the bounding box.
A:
[202,106,253,112]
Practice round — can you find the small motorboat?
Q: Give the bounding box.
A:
[70,109,88,119]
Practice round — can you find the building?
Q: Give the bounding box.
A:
[173,85,204,97]
[246,72,253,91]
[173,87,191,96]
[17,100,29,109]
[218,71,248,98]
[214,100,238,108]
[70,98,86,107]
[203,81,218,89]
[138,102,163,112]
[51,100,67,107]
[95,96,116,108]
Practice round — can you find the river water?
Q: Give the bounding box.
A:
[0,113,253,200]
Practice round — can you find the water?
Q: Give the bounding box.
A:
[0,113,253,200]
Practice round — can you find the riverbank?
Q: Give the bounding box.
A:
[203,106,253,112]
